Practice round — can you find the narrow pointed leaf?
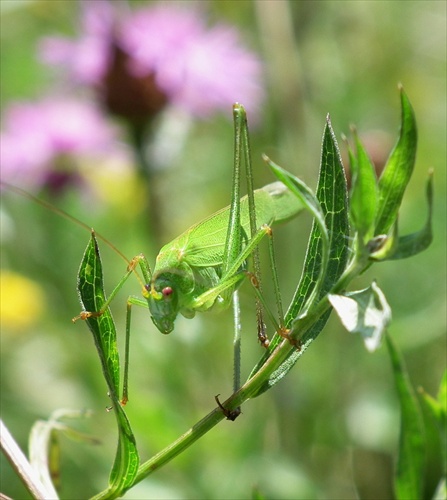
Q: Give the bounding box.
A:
[329,281,391,352]
[264,154,328,241]
[77,233,120,395]
[349,131,378,242]
[386,334,425,500]
[388,170,434,259]
[265,154,329,312]
[287,116,349,327]
[375,87,417,235]
[250,117,349,394]
[77,233,139,496]
[438,370,447,418]
[420,370,447,499]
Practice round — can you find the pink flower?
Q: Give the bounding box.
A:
[121,4,264,119]
[39,2,264,121]
[39,0,114,85]
[0,98,118,192]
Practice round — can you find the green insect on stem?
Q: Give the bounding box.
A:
[118,105,302,406]
[3,104,304,410]
[91,103,303,405]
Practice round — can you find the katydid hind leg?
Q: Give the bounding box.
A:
[222,106,287,348]
[194,105,270,364]
[245,228,292,343]
[267,228,288,334]
[238,104,269,348]
[214,105,269,419]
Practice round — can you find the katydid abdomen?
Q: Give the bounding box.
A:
[145,180,303,333]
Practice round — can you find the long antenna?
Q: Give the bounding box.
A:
[1,181,132,266]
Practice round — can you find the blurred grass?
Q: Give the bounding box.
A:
[1,1,446,499]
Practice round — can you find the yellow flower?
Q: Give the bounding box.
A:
[0,270,46,331]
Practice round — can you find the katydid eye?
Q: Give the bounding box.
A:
[162,286,173,297]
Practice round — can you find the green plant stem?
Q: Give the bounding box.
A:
[91,336,295,498]
[287,253,367,343]
[126,254,369,488]
[332,252,368,294]
[130,336,294,488]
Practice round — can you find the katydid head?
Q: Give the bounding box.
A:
[144,276,179,334]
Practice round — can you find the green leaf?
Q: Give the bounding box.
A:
[386,334,425,500]
[264,154,328,239]
[420,370,447,497]
[287,116,350,329]
[265,154,329,313]
[77,233,121,395]
[387,170,434,260]
[329,281,391,352]
[250,116,350,394]
[349,130,378,243]
[438,370,447,419]
[77,233,139,498]
[375,87,417,236]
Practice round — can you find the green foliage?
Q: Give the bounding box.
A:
[386,334,426,500]
[1,86,440,500]
[77,234,139,499]
[1,3,444,498]
[77,234,121,397]
[375,88,418,237]
[249,116,349,394]
[348,129,378,244]
[420,371,447,499]
[53,90,435,499]
[388,171,434,260]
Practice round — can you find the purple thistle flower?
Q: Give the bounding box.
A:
[39,2,265,122]
[0,97,119,192]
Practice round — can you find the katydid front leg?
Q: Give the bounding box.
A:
[72,249,146,323]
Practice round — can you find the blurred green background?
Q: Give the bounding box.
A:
[1,1,445,499]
